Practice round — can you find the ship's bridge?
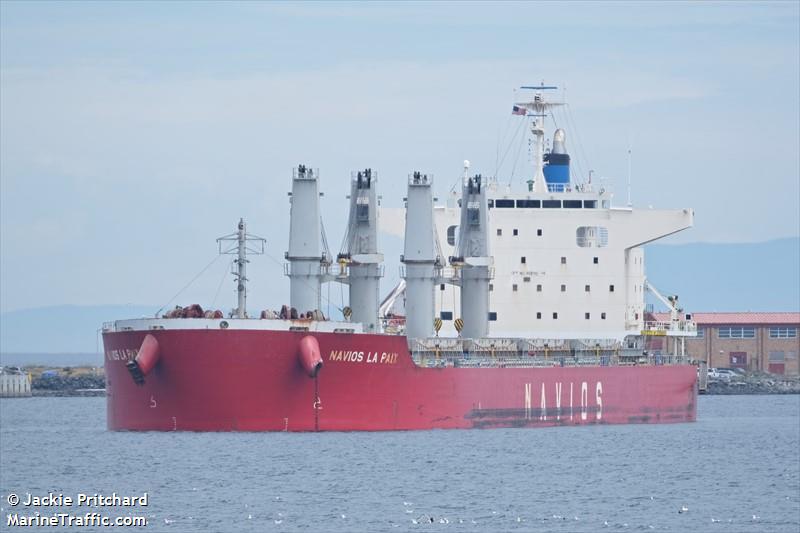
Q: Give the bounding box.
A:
[489,195,607,210]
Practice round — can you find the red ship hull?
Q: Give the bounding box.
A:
[103,329,697,431]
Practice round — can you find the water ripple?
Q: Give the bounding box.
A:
[0,395,798,532]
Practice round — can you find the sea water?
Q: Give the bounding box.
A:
[1,395,798,532]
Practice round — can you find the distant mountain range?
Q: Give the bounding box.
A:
[644,237,799,313]
[1,238,797,354]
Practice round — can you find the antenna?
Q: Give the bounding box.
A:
[515,83,564,193]
[217,218,265,318]
[627,141,632,207]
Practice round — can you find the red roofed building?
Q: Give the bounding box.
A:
[652,312,800,375]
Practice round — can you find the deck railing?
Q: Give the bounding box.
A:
[410,351,692,369]
[408,337,692,368]
[642,320,697,334]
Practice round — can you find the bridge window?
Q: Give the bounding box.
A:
[440,311,453,320]
[516,199,540,208]
[488,312,497,321]
[495,199,515,208]
[584,200,597,208]
[564,200,583,208]
[542,200,561,208]
[513,228,519,236]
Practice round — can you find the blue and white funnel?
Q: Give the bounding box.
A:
[543,128,570,189]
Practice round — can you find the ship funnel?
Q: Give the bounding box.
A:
[544,129,570,189]
[286,165,325,315]
[452,174,492,339]
[552,128,566,154]
[402,171,437,340]
[341,168,383,332]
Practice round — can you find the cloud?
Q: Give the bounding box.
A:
[0,59,715,186]
[1,2,798,312]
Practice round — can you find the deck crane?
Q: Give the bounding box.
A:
[644,279,682,331]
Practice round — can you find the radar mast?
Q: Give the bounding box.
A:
[515,84,564,193]
[217,219,265,318]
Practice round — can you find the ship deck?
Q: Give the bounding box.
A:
[103,317,363,334]
[104,318,695,370]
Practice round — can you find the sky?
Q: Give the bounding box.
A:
[1,1,798,314]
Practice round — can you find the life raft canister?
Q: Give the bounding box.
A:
[297,335,323,378]
[126,334,161,386]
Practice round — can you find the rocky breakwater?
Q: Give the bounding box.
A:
[28,366,106,397]
[707,372,800,395]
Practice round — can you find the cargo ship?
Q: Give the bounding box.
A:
[103,85,698,431]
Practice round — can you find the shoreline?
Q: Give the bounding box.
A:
[704,371,800,395]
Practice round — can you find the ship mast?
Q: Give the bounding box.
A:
[217,218,265,318]
[516,84,563,193]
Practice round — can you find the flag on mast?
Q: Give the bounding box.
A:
[511,105,526,116]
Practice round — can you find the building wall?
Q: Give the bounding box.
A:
[683,325,799,375]
[0,373,31,397]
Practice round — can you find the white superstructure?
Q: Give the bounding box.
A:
[432,185,693,340]
[382,85,695,344]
